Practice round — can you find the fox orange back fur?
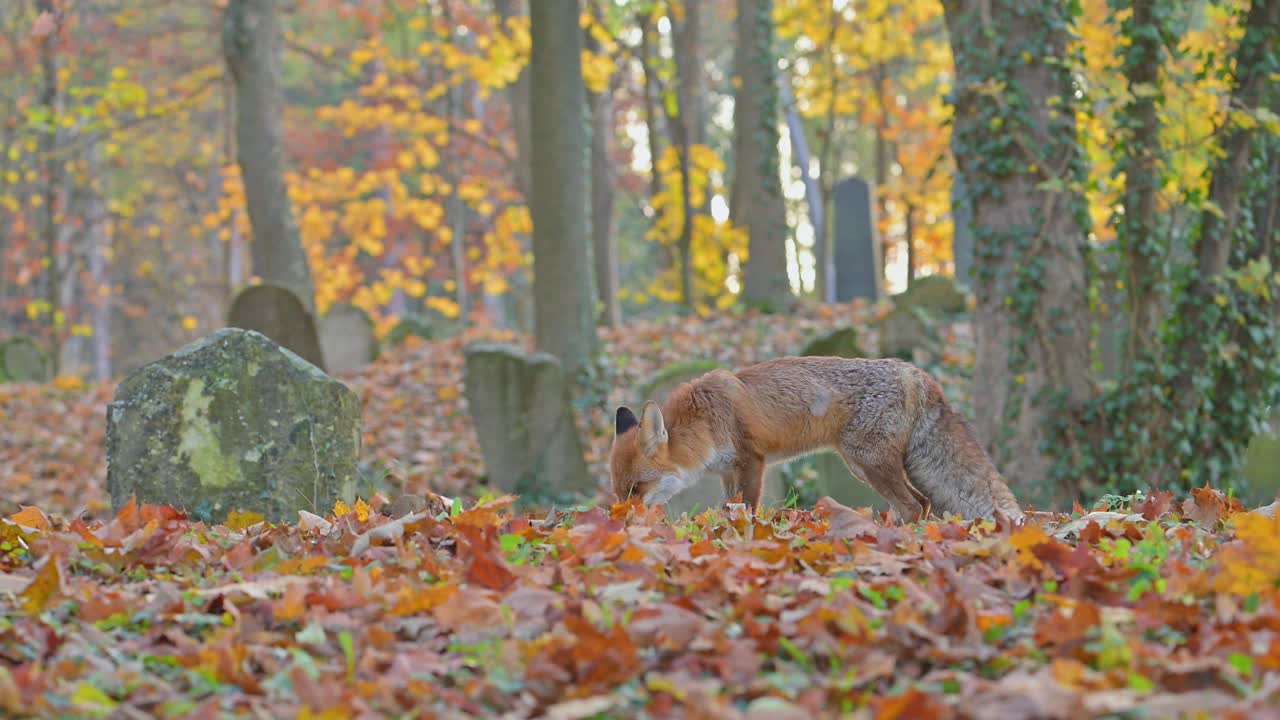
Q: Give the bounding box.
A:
[609,356,1023,522]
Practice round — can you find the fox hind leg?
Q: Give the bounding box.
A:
[837,449,926,523]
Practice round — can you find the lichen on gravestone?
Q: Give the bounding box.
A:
[106,328,360,523]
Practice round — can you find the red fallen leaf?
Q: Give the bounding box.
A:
[78,588,131,623]
[30,11,56,38]
[1135,491,1175,521]
[1182,485,1241,526]
[1033,599,1101,656]
[457,523,516,590]
[814,496,879,540]
[869,688,954,720]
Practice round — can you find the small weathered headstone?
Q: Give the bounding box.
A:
[318,302,378,374]
[463,343,591,498]
[227,284,326,371]
[0,336,49,382]
[799,327,863,359]
[877,305,942,364]
[105,328,360,523]
[898,275,968,317]
[638,359,721,406]
[833,177,883,302]
[952,175,975,289]
[1243,404,1280,506]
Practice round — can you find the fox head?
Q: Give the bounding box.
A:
[609,401,683,505]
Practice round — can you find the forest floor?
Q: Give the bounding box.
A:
[2,305,1279,718]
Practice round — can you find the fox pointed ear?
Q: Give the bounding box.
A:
[638,400,667,455]
[615,406,638,436]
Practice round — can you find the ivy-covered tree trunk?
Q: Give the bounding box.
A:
[529,0,597,379]
[1139,0,1280,489]
[222,0,316,312]
[731,0,791,310]
[944,0,1094,505]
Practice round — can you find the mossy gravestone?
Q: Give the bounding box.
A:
[877,305,942,364]
[795,329,884,511]
[463,343,591,498]
[318,302,378,374]
[228,284,326,371]
[636,360,785,518]
[897,274,968,317]
[0,336,50,382]
[799,327,864,359]
[106,328,360,522]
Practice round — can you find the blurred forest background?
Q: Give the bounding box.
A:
[1,0,1278,511]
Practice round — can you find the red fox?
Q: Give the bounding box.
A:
[610,356,1024,522]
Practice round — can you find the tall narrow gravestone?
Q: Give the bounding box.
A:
[227,285,326,372]
[833,177,883,302]
[318,302,378,374]
[952,175,975,290]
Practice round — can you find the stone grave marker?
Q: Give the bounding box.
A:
[106,328,360,523]
[318,302,378,374]
[463,343,591,498]
[0,336,50,382]
[833,177,883,302]
[898,275,968,317]
[877,305,942,364]
[227,284,326,371]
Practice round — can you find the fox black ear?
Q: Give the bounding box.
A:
[615,406,639,436]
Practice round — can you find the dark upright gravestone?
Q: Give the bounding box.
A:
[833,177,883,302]
[952,175,975,290]
[227,285,327,372]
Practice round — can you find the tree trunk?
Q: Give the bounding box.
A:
[222,0,316,311]
[1117,0,1166,374]
[636,12,665,203]
[494,0,533,200]
[731,0,790,309]
[944,0,1094,505]
[87,139,112,382]
[37,0,62,374]
[780,73,824,299]
[905,202,916,288]
[529,0,597,378]
[444,0,470,321]
[586,16,621,328]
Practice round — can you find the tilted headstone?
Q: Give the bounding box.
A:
[952,175,975,289]
[635,360,784,518]
[897,275,968,317]
[877,305,942,364]
[1243,404,1280,506]
[0,336,50,382]
[106,328,360,523]
[799,327,864,359]
[833,177,883,302]
[793,328,882,508]
[227,284,326,371]
[318,302,378,374]
[463,343,591,498]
